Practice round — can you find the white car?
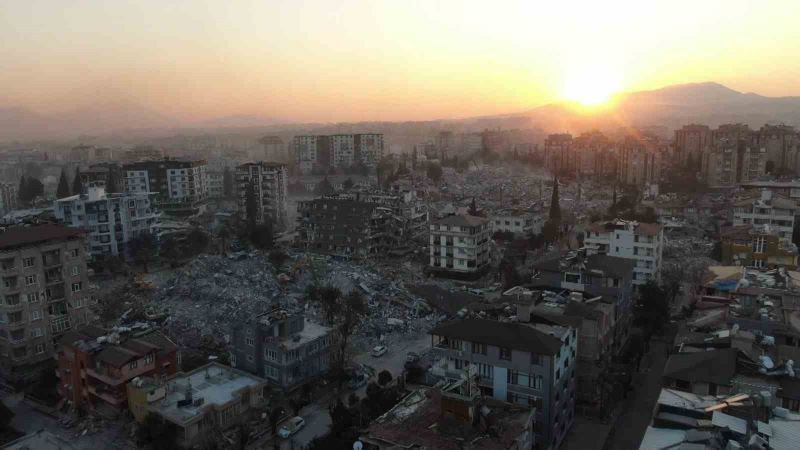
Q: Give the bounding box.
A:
[278,416,305,438]
[371,345,388,357]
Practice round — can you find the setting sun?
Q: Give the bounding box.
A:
[563,66,621,106]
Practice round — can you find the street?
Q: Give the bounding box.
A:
[263,332,433,450]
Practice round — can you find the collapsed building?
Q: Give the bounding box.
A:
[295,188,428,258]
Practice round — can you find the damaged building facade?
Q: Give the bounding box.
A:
[430,318,577,450]
[230,308,332,391]
[429,215,491,278]
[235,162,288,229]
[296,188,428,258]
[584,219,664,286]
[0,225,94,384]
[123,159,208,217]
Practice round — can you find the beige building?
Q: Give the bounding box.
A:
[701,138,767,188]
[674,124,711,165]
[429,215,490,277]
[0,225,93,383]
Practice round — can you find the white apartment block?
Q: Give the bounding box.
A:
[733,190,797,240]
[356,133,384,167]
[490,210,541,236]
[429,215,491,275]
[293,134,383,173]
[293,136,320,164]
[123,160,208,216]
[54,185,160,257]
[584,219,664,286]
[236,162,288,229]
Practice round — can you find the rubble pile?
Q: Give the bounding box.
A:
[151,253,282,350]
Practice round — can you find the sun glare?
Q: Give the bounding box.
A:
[563,66,621,107]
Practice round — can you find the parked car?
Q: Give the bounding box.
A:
[278,416,305,438]
[406,352,420,363]
[371,345,388,357]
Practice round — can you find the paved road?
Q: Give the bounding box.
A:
[602,339,668,450]
[266,333,433,450]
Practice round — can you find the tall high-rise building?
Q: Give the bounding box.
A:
[293,134,383,174]
[0,183,18,217]
[236,162,288,229]
[674,124,711,165]
[0,224,94,383]
[259,136,286,162]
[123,159,208,217]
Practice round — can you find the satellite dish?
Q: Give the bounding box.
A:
[353,441,364,450]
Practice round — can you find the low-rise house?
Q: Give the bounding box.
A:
[128,363,268,448]
[662,348,739,396]
[429,318,577,450]
[732,189,797,240]
[490,209,541,236]
[584,219,664,286]
[720,224,798,269]
[56,325,179,414]
[230,307,331,391]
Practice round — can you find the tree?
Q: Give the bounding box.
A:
[311,285,343,324]
[223,167,234,198]
[426,163,442,183]
[185,228,209,256]
[634,280,670,340]
[377,370,393,387]
[57,169,70,199]
[245,181,258,231]
[314,177,334,195]
[250,222,274,249]
[17,176,25,203]
[329,399,353,436]
[130,232,157,273]
[549,175,561,222]
[218,225,231,256]
[343,178,354,190]
[72,167,82,195]
[268,407,285,436]
[542,220,559,243]
[268,248,288,269]
[106,169,119,193]
[334,291,367,369]
[502,262,523,290]
[468,197,478,216]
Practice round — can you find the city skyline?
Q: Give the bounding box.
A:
[1,0,800,125]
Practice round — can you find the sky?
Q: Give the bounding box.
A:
[1,0,799,123]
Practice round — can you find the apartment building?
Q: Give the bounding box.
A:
[543,134,574,174]
[429,215,491,278]
[0,183,18,216]
[56,325,178,413]
[573,131,615,178]
[79,164,124,194]
[293,134,384,173]
[720,224,798,269]
[584,219,664,286]
[732,189,798,240]
[205,171,225,199]
[430,318,577,450]
[296,197,388,257]
[259,135,286,162]
[230,308,331,391]
[674,124,711,165]
[701,139,767,188]
[490,210,541,236]
[0,225,93,383]
[129,363,267,448]
[617,138,662,187]
[54,185,160,257]
[235,162,288,228]
[69,145,114,162]
[122,146,164,161]
[123,159,208,217]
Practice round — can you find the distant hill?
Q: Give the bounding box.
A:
[2,82,799,143]
[512,82,800,133]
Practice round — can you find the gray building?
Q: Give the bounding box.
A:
[430,318,577,450]
[230,308,331,391]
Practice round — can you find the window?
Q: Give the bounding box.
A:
[26,292,39,303]
[564,273,580,283]
[471,342,487,355]
[247,355,254,362]
[22,257,35,268]
[70,248,79,258]
[25,275,37,286]
[31,328,43,338]
[499,347,512,361]
[478,363,493,379]
[266,349,278,361]
[31,310,41,321]
[5,294,20,306]
[71,266,80,276]
[265,365,279,380]
[246,337,254,346]
[145,353,154,364]
[35,343,46,354]
[129,360,138,370]
[71,282,82,292]
[531,353,542,366]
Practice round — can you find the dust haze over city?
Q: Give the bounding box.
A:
[1,1,800,450]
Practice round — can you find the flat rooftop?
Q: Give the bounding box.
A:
[150,363,265,425]
[283,319,331,350]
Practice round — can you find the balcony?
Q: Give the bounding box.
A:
[45,271,63,285]
[86,367,126,386]
[43,253,62,268]
[87,384,125,405]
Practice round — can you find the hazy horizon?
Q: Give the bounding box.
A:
[2,0,800,126]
